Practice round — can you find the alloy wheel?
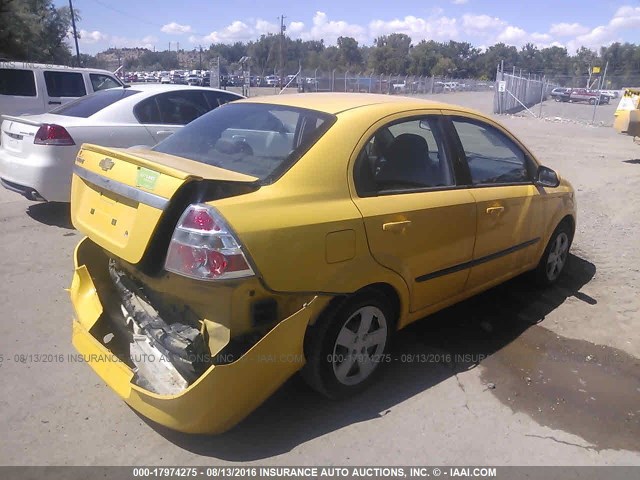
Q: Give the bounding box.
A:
[332,306,388,386]
[546,232,569,281]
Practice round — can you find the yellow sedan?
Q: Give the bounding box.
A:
[68,93,576,433]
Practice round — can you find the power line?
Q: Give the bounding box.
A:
[89,0,164,30]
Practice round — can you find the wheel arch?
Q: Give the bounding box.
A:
[302,281,404,361]
[559,213,576,241]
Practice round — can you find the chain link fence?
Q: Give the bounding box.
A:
[491,67,627,126]
[231,70,493,97]
[493,67,557,115]
[294,70,494,95]
[545,73,640,90]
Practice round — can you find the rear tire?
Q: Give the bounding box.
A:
[534,221,572,286]
[301,291,394,399]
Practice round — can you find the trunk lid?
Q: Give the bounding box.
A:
[1,115,43,157]
[1,113,91,158]
[71,144,259,264]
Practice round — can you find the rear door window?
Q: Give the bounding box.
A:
[44,71,86,97]
[202,91,241,109]
[134,96,162,124]
[134,91,212,125]
[50,89,140,117]
[0,69,36,96]
[89,74,122,92]
[155,90,210,124]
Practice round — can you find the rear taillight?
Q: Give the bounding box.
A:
[34,124,75,146]
[165,204,255,281]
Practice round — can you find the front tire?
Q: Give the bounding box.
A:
[535,221,572,286]
[302,291,394,399]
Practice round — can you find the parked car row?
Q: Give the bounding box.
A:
[550,87,618,105]
[122,70,212,86]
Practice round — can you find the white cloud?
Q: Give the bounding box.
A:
[255,19,279,35]
[288,21,305,34]
[111,35,158,49]
[496,25,527,44]
[549,22,589,37]
[461,14,506,35]
[369,14,458,42]
[530,32,552,42]
[452,0,468,4]
[609,6,640,29]
[564,7,640,52]
[161,22,192,35]
[295,11,366,43]
[77,29,108,44]
[190,18,278,44]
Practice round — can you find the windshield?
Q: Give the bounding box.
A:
[50,88,140,117]
[152,103,335,184]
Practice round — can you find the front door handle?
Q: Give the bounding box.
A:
[486,206,505,215]
[48,101,62,105]
[156,130,174,136]
[383,220,412,232]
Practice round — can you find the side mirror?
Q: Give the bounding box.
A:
[535,165,560,188]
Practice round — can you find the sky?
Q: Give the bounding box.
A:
[59,0,640,55]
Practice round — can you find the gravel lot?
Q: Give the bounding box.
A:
[0,91,638,466]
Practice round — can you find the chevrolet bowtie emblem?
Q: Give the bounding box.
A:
[99,158,115,171]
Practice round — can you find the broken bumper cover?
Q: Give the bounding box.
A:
[69,237,320,434]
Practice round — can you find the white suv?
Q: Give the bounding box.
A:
[0,62,123,117]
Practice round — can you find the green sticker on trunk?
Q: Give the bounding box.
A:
[136,167,159,190]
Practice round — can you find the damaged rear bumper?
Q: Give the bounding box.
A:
[69,237,322,434]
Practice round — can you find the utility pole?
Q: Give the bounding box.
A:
[68,0,81,66]
[278,14,286,90]
[169,41,171,52]
[199,45,203,71]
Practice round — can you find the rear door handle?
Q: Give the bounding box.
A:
[156,130,174,137]
[383,220,412,232]
[486,206,505,215]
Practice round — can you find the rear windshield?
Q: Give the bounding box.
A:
[152,103,335,184]
[50,88,140,117]
[0,69,36,96]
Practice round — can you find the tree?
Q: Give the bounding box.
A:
[337,36,362,68]
[369,33,411,74]
[0,0,74,64]
[432,57,456,77]
[246,35,278,75]
[408,40,440,76]
[478,43,519,78]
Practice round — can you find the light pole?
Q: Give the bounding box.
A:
[68,0,81,66]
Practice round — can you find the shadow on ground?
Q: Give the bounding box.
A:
[26,202,73,229]
[623,159,640,165]
[145,253,598,460]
